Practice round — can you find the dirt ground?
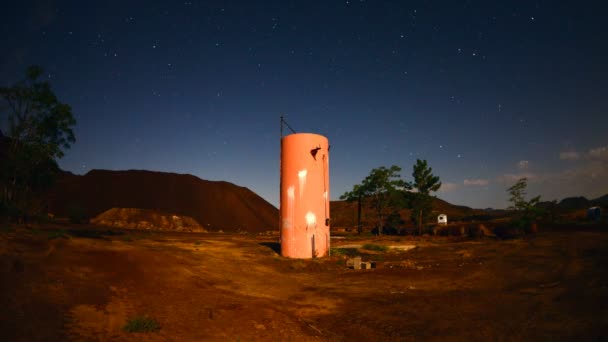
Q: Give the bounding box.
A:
[1,224,607,341]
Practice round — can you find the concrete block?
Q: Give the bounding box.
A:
[347,256,362,269]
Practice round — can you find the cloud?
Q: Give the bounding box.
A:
[491,145,608,203]
[560,151,580,160]
[463,179,489,186]
[496,173,537,184]
[560,146,607,161]
[517,160,529,169]
[588,146,608,161]
[438,182,459,193]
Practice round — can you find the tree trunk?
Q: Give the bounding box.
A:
[418,209,423,235]
[357,194,362,235]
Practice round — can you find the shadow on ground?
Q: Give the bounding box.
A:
[259,242,281,254]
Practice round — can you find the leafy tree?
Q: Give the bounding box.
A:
[341,165,410,235]
[0,65,76,219]
[411,159,441,235]
[507,177,542,231]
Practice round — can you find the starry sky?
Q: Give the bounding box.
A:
[1,0,607,209]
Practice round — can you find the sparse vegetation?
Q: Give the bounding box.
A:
[507,177,543,232]
[361,243,389,252]
[330,247,358,257]
[122,315,160,333]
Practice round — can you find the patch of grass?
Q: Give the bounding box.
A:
[48,229,70,240]
[122,236,133,242]
[362,243,389,252]
[123,315,160,333]
[330,247,347,256]
[330,247,359,257]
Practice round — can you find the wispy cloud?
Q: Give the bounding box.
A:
[463,179,489,186]
[438,182,459,193]
[517,160,529,169]
[560,146,608,161]
[588,146,608,161]
[560,151,580,160]
[496,173,537,184]
[488,145,608,205]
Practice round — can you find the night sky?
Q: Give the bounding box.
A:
[1,1,607,209]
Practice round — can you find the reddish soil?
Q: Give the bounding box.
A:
[1,224,607,341]
[49,169,278,233]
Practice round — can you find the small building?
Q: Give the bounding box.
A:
[437,214,448,225]
[587,207,601,221]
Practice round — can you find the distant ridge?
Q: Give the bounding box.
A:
[329,197,491,228]
[49,169,278,233]
[330,192,608,228]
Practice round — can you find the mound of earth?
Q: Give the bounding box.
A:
[90,208,207,232]
[48,169,278,233]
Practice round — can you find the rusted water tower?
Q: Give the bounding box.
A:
[280,119,330,258]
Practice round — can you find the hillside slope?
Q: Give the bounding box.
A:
[49,169,278,233]
[330,197,490,228]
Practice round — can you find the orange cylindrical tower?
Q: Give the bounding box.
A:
[280,133,330,258]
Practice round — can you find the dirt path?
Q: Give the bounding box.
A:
[1,227,607,340]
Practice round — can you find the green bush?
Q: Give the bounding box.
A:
[330,247,359,257]
[122,315,160,333]
[362,243,389,252]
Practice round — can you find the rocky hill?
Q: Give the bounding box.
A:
[48,169,278,233]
